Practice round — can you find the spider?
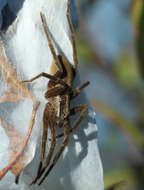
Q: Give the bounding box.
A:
[22,1,89,185]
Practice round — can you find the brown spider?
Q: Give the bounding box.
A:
[22,1,89,185]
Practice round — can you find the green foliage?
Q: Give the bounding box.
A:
[104,168,136,190]
[131,0,143,28]
[77,39,94,62]
[106,181,126,190]
[114,51,140,86]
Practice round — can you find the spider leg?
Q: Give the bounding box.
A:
[70,81,90,99]
[38,119,70,185]
[21,72,70,89]
[43,115,56,172]
[30,102,57,185]
[34,110,57,184]
[69,104,88,133]
[66,1,78,72]
[40,12,63,73]
[45,86,67,99]
[0,101,39,179]
[30,85,67,185]
[37,104,50,176]
[15,173,20,184]
[55,104,88,139]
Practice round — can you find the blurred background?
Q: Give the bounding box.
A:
[75,0,144,189]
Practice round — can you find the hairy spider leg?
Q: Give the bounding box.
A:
[31,103,57,185]
[38,103,88,185]
[45,86,67,99]
[21,72,70,89]
[37,84,89,184]
[70,81,90,99]
[15,173,20,184]
[66,1,78,72]
[36,104,50,177]
[40,12,63,73]
[55,104,88,139]
[69,104,88,132]
[44,109,56,171]
[38,118,70,185]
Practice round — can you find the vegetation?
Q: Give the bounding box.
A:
[78,0,144,189]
